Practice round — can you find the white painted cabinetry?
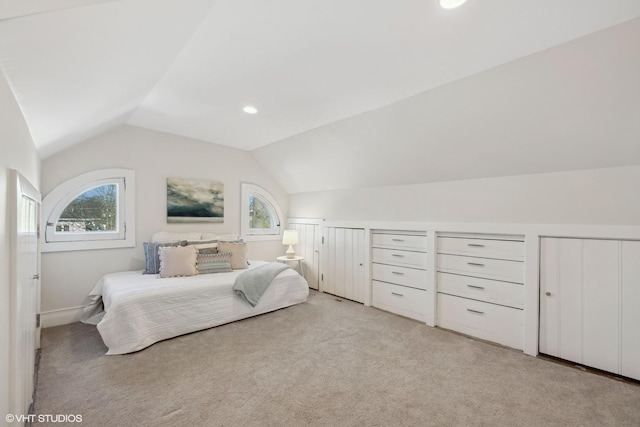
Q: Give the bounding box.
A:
[371,230,428,321]
[321,227,366,303]
[436,234,525,349]
[539,237,640,381]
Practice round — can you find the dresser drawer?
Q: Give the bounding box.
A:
[372,248,427,269]
[438,237,524,261]
[437,272,523,309]
[372,263,427,290]
[372,280,427,322]
[372,233,427,251]
[437,293,523,349]
[437,254,524,283]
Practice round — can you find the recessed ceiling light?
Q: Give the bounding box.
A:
[440,0,467,9]
[243,106,258,114]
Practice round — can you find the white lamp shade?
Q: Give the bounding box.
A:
[282,230,299,245]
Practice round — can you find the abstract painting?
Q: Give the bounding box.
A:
[167,177,224,223]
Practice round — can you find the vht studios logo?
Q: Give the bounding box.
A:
[6,414,83,423]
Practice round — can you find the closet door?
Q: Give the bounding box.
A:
[287,219,321,290]
[321,227,365,303]
[540,237,640,380]
[582,240,620,374]
[621,241,640,380]
[539,237,582,363]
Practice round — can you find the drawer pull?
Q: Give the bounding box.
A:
[466,308,484,315]
[391,254,404,258]
[392,271,405,275]
[545,292,551,296]
[391,238,405,242]
[467,262,485,267]
[467,284,485,290]
[467,243,485,248]
[391,292,404,297]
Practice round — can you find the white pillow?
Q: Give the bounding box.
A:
[151,231,202,243]
[159,246,198,278]
[191,242,218,250]
[200,232,240,241]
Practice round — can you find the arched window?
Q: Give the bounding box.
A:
[240,183,283,241]
[42,169,135,252]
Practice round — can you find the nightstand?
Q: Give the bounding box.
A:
[276,255,304,276]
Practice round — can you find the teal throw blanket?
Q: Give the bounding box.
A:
[233,262,289,307]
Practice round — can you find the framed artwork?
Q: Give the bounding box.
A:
[167,177,224,223]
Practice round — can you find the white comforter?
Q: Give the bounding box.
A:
[82,261,309,355]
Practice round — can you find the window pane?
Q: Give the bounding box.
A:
[249,195,274,230]
[56,184,118,233]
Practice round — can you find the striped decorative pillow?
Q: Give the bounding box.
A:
[143,241,181,274]
[185,240,218,254]
[197,250,233,274]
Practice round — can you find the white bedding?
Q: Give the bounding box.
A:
[82,260,309,355]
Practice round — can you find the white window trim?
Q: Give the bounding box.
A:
[41,169,135,252]
[240,183,283,242]
[47,178,125,242]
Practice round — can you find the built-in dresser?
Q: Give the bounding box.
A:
[436,233,525,349]
[371,230,428,322]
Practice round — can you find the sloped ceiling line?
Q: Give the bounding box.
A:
[0,0,116,21]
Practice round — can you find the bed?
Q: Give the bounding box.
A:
[81,260,309,355]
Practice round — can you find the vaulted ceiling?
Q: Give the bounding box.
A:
[1,1,639,195]
[1,0,639,163]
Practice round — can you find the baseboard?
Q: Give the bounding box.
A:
[41,306,84,327]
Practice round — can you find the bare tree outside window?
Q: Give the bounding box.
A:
[56,184,118,233]
[240,183,282,240]
[249,195,273,230]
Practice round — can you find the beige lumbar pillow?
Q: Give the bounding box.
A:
[159,246,198,278]
[218,241,248,269]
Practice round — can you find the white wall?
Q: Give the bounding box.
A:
[289,165,640,225]
[0,71,41,426]
[40,125,288,323]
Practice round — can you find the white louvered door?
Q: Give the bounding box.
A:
[287,218,322,290]
[621,241,640,380]
[539,237,640,381]
[321,227,365,303]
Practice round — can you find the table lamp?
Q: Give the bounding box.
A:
[282,230,299,259]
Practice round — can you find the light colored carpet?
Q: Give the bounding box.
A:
[34,290,640,426]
